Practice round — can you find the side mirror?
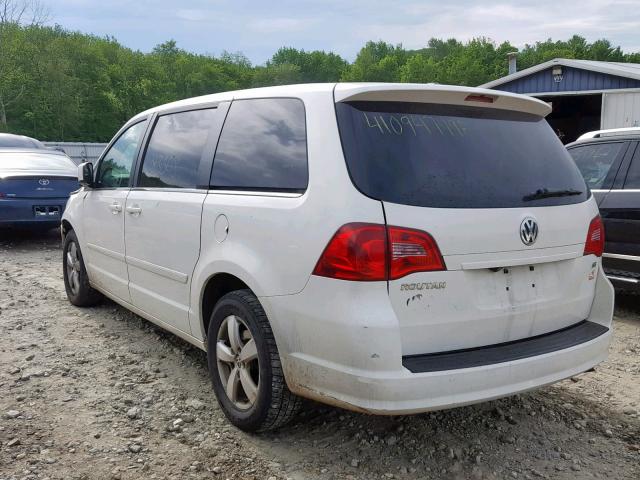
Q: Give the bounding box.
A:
[78,162,94,187]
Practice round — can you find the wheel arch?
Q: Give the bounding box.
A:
[61,219,73,236]
[200,272,252,337]
[196,270,293,392]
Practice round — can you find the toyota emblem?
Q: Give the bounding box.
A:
[520,217,539,246]
[38,178,50,186]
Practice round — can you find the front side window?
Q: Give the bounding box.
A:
[568,142,626,190]
[139,108,218,189]
[211,98,308,192]
[96,120,147,188]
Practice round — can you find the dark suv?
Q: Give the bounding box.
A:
[568,128,640,291]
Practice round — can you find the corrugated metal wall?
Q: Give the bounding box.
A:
[494,66,640,94]
[602,92,640,129]
[43,142,107,165]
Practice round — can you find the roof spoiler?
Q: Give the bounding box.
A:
[334,83,552,117]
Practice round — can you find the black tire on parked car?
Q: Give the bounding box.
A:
[207,289,301,432]
[62,230,102,307]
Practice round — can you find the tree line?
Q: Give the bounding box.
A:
[1,22,639,142]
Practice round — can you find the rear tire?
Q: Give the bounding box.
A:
[207,289,301,432]
[63,230,102,307]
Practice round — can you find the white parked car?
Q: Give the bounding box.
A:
[61,83,614,432]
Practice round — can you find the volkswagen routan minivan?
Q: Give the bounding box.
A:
[61,83,614,431]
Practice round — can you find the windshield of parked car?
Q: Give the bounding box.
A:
[336,101,589,208]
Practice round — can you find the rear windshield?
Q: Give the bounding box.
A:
[0,135,44,148]
[0,152,76,174]
[336,101,588,208]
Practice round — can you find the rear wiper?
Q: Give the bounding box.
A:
[522,188,582,202]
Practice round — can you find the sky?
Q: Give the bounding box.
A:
[46,0,640,64]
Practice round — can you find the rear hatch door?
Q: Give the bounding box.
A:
[335,93,600,355]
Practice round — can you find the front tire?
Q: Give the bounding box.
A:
[207,289,301,432]
[63,230,102,307]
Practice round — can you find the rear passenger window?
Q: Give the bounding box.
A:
[211,98,307,192]
[568,142,625,190]
[139,108,217,189]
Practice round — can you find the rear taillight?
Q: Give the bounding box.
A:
[584,215,604,257]
[312,223,445,281]
[387,226,446,279]
[312,223,387,281]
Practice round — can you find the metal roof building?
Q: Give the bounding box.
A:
[480,58,640,143]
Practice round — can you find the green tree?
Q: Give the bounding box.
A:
[252,63,303,87]
[341,41,407,82]
[400,54,438,83]
[0,23,27,130]
[269,47,347,82]
[0,24,638,141]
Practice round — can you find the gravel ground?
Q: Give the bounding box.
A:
[0,229,639,480]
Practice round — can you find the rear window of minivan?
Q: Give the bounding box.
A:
[336,101,588,208]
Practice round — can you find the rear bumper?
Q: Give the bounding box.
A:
[402,320,608,373]
[0,198,67,228]
[284,328,610,414]
[261,266,614,414]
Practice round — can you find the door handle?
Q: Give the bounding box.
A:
[109,202,122,214]
[126,205,142,215]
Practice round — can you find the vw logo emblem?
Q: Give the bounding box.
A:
[520,217,539,246]
[38,179,50,186]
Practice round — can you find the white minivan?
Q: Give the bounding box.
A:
[61,83,614,431]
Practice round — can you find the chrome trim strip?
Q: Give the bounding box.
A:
[130,187,207,194]
[460,250,581,270]
[86,242,125,262]
[603,253,640,261]
[606,275,639,284]
[125,256,188,284]
[206,189,303,198]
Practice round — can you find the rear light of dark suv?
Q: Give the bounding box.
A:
[312,223,446,281]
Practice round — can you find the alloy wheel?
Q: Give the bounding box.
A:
[216,315,260,410]
[66,241,81,296]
